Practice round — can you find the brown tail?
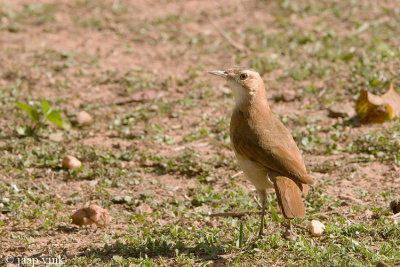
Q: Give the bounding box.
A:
[273,176,306,219]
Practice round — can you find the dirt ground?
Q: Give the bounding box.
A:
[0,0,399,266]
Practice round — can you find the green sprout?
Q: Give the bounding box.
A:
[16,99,63,136]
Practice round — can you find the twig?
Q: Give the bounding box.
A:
[113,97,145,105]
[391,213,400,219]
[232,171,243,178]
[206,14,248,53]
[205,211,262,218]
[293,223,308,231]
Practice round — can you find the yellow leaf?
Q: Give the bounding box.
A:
[355,82,400,123]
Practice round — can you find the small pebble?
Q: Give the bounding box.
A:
[62,155,82,170]
[71,204,110,227]
[282,89,296,102]
[76,111,93,126]
[309,220,325,237]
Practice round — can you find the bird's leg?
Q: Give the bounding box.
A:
[287,220,293,232]
[258,200,266,237]
[258,191,267,237]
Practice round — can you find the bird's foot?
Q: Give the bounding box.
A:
[282,221,299,240]
[282,228,299,240]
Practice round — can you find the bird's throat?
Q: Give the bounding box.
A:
[228,80,248,108]
[229,82,270,116]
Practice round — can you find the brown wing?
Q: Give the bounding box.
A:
[273,176,305,219]
[231,110,314,185]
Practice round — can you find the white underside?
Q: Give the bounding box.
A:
[235,152,274,191]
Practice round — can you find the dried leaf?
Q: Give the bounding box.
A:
[382,83,400,118]
[356,83,400,123]
[71,204,110,227]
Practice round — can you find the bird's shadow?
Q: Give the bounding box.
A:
[70,238,230,264]
[55,225,79,234]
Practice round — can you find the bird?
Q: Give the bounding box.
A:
[208,67,314,237]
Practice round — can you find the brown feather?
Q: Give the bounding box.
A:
[301,184,309,195]
[273,176,306,219]
[231,108,314,185]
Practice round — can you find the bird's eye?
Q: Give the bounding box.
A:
[239,73,248,80]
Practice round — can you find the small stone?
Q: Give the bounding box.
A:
[112,196,131,204]
[309,220,325,237]
[62,155,82,170]
[390,198,400,214]
[123,196,132,203]
[71,204,110,227]
[112,196,125,204]
[328,102,355,118]
[76,111,93,126]
[282,89,296,102]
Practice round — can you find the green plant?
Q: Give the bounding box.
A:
[16,99,63,135]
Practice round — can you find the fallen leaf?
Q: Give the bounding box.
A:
[356,82,400,123]
[71,204,110,227]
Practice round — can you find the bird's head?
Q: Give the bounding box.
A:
[208,68,265,106]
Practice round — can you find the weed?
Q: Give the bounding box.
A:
[16,99,63,136]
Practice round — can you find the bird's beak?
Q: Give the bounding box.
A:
[208,70,228,78]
